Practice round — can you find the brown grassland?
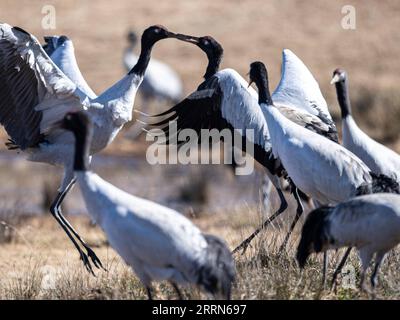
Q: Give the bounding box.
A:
[0,0,400,299]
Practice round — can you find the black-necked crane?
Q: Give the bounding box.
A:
[124,30,183,104]
[56,111,235,300]
[297,193,400,293]
[0,23,183,273]
[145,34,338,253]
[249,61,400,280]
[331,68,400,184]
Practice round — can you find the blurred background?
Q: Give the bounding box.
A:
[0,0,399,299]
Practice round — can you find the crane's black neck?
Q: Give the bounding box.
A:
[72,125,92,172]
[128,39,154,77]
[204,53,222,79]
[255,72,273,106]
[335,78,352,118]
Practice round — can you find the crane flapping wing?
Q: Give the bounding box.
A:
[146,69,276,171]
[0,24,85,149]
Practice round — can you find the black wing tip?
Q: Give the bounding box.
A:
[370,172,400,194]
[12,26,30,36]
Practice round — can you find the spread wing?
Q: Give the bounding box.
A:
[43,35,97,99]
[0,24,85,149]
[146,69,276,171]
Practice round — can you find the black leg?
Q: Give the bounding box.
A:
[371,252,385,290]
[50,192,95,275]
[50,178,103,273]
[278,183,304,253]
[55,179,105,270]
[232,187,288,254]
[331,247,352,290]
[322,252,328,288]
[170,282,184,300]
[146,286,153,300]
[330,247,352,290]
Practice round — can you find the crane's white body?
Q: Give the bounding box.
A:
[260,103,371,204]
[216,68,271,149]
[324,193,400,286]
[76,171,207,287]
[342,116,400,183]
[327,194,400,254]
[124,48,182,103]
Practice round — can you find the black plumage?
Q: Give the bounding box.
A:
[198,234,236,299]
[0,32,44,149]
[296,206,334,268]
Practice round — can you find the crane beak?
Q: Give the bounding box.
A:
[247,72,254,88]
[174,33,200,44]
[330,74,341,84]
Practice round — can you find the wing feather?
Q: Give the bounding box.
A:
[272,49,337,139]
[147,69,276,170]
[0,24,83,149]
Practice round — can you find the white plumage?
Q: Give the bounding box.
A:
[43,35,96,99]
[297,193,400,291]
[262,106,371,204]
[0,24,182,272]
[249,61,399,251]
[273,49,332,122]
[60,112,235,300]
[331,69,400,183]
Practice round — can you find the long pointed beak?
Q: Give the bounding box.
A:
[173,33,200,44]
[247,71,254,88]
[330,74,340,84]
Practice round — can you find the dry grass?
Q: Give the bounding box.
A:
[1,210,400,300]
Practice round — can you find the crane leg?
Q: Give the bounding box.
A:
[322,251,328,288]
[50,178,104,273]
[370,251,385,290]
[170,282,184,300]
[330,247,352,290]
[146,286,153,300]
[232,187,288,254]
[278,183,304,253]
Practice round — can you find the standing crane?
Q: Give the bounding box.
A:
[331,68,400,183]
[56,111,235,300]
[297,193,400,293]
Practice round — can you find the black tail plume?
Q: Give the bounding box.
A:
[356,172,400,195]
[296,206,334,268]
[198,234,235,299]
